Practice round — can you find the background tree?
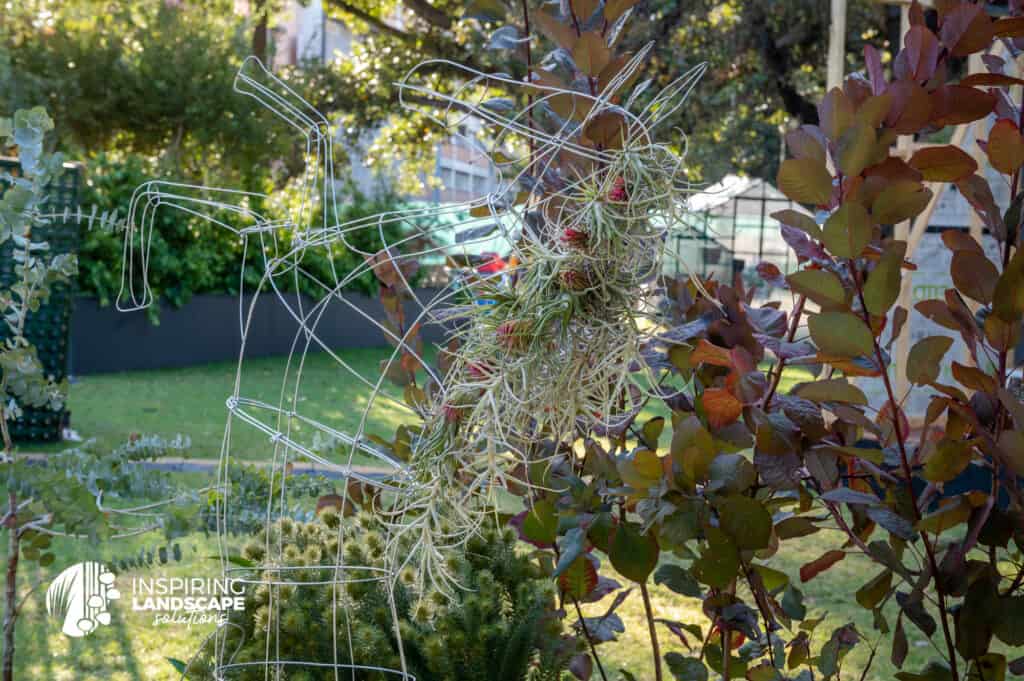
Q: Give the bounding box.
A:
[314,0,888,183]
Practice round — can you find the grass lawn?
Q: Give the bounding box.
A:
[43,347,432,462]
[589,542,942,681]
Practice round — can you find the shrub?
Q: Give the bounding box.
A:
[372,2,1024,680]
[183,512,574,681]
[79,153,417,320]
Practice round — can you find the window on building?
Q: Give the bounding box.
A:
[455,171,471,191]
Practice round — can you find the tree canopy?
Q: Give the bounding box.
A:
[1,0,891,188]
[317,0,888,183]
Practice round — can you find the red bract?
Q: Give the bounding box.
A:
[608,176,628,202]
[561,227,589,248]
[442,403,463,423]
[559,268,590,291]
[466,361,493,380]
[496,319,530,352]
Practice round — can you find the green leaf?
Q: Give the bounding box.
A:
[609,522,659,583]
[793,379,868,405]
[921,439,972,483]
[894,661,954,681]
[774,516,821,540]
[777,158,834,205]
[521,499,558,545]
[692,527,739,589]
[665,653,708,681]
[641,416,665,450]
[855,570,893,609]
[808,311,875,358]
[706,453,756,495]
[998,430,1024,477]
[872,180,932,224]
[771,209,823,239]
[716,495,772,550]
[956,575,998,660]
[558,554,598,600]
[838,122,877,177]
[166,658,189,675]
[993,246,1024,322]
[786,269,847,309]
[906,336,953,385]
[916,498,972,534]
[553,527,588,577]
[464,0,506,21]
[752,563,790,592]
[782,584,807,620]
[825,444,885,464]
[868,507,917,541]
[818,624,860,678]
[968,655,1006,681]
[654,564,703,597]
[863,242,906,315]
[994,596,1024,646]
[823,202,873,258]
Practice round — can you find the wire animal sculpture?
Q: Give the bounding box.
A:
[117,45,705,679]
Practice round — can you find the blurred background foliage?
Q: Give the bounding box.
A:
[1,0,891,308]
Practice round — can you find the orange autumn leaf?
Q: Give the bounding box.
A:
[702,388,743,429]
[689,339,733,368]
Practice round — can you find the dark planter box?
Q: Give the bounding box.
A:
[70,290,450,375]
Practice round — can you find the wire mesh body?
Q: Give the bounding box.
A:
[116,50,708,679]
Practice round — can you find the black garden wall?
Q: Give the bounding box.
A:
[69,290,449,375]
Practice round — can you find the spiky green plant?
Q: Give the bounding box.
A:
[183,512,573,681]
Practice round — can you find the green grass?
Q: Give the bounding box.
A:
[589,538,940,681]
[44,347,432,462]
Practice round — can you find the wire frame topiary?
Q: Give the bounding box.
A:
[117,35,706,677]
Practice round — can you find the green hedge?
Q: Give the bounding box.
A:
[78,154,416,321]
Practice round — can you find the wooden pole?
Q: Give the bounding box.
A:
[827,0,848,91]
[890,42,1007,400]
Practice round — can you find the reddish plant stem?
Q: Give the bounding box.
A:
[572,597,611,681]
[762,294,807,410]
[520,0,535,170]
[848,261,960,681]
[639,582,663,681]
[739,560,777,667]
[553,543,610,681]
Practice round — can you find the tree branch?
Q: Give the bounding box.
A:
[404,0,454,30]
[326,0,419,44]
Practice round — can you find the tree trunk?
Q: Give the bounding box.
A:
[2,492,18,681]
[252,0,268,64]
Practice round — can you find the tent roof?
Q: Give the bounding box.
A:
[687,174,790,214]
